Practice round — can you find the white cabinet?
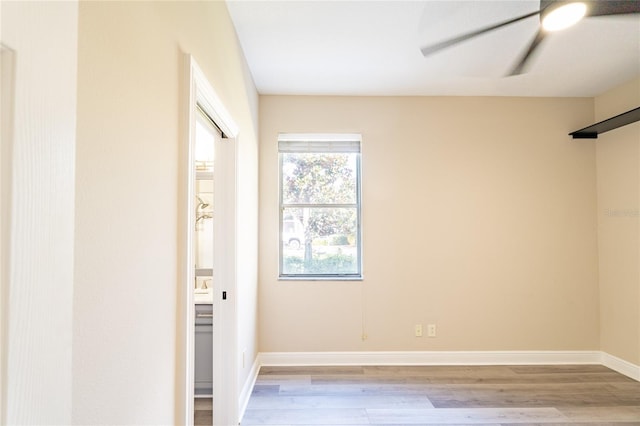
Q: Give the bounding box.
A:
[194,303,213,396]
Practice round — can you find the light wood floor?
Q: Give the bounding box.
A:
[195,398,212,426]
[241,365,640,425]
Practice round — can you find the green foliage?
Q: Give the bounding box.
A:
[283,252,357,275]
[281,152,359,273]
[282,152,357,240]
[331,235,350,246]
[308,209,355,238]
[313,237,329,246]
[282,153,356,205]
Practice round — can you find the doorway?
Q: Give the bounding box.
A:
[181,54,238,426]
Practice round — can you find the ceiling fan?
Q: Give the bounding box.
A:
[420,0,640,76]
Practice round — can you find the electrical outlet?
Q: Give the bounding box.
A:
[414,324,423,337]
[427,324,437,337]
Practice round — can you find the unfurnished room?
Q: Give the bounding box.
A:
[1,1,639,425]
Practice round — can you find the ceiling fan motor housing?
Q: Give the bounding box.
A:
[541,0,566,13]
[540,0,582,21]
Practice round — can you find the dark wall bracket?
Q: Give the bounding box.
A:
[570,106,640,139]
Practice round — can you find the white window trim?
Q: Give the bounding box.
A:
[278,133,362,142]
[278,133,363,281]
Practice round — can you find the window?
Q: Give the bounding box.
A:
[279,134,362,279]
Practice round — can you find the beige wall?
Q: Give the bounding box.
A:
[259,96,599,353]
[74,2,258,424]
[595,77,640,365]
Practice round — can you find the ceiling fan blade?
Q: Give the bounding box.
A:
[508,28,546,76]
[586,0,640,17]
[420,9,541,57]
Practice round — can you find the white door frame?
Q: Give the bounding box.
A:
[0,42,16,425]
[180,53,239,425]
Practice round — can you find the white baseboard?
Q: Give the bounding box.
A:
[601,352,640,381]
[258,350,602,367]
[238,357,261,424]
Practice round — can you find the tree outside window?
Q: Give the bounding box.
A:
[279,137,361,279]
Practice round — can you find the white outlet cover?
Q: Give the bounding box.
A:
[427,324,437,337]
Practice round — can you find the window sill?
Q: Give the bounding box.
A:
[278,275,363,282]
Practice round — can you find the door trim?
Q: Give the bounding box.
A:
[0,42,16,424]
[180,53,239,425]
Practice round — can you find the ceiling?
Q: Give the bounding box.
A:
[226,0,640,97]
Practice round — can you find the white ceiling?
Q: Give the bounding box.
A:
[226,0,640,97]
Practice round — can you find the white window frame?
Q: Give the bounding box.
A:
[278,133,363,281]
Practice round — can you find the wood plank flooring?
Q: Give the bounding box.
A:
[195,398,213,426]
[241,365,640,425]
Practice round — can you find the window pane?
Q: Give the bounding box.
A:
[282,153,357,205]
[282,207,358,275]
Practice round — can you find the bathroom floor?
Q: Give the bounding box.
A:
[194,398,212,426]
